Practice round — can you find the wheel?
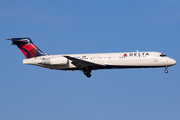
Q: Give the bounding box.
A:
[83,68,92,78]
[86,73,91,78]
[84,71,88,75]
[165,70,168,73]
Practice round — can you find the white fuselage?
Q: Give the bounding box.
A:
[23,51,176,70]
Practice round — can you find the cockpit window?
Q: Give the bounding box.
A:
[160,53,167,57]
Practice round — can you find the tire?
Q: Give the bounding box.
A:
[86,73,91,78]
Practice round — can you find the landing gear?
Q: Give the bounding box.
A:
[83,69,92,78]
[86,73,91,78]
[165,66,168,73]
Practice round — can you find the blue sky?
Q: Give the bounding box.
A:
[1,0,180,120]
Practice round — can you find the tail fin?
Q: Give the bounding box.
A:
[6,37,47,59]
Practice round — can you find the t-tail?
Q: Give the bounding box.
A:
[6,38,47,59]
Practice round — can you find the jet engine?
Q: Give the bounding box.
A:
[42,57,68,65]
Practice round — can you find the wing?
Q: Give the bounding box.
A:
[63,55,105,70]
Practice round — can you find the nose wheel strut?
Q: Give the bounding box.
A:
[165,66,168,73]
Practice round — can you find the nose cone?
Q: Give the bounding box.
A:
[169,58,176,66]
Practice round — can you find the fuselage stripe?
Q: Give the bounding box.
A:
[19,47,31,58]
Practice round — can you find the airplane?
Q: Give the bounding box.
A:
[6,37,176,78]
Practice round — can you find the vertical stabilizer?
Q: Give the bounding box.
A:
[6,38,47,58]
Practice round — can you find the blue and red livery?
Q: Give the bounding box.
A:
[9,38,47,58]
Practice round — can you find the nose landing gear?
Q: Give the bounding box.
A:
[165,66,168,73]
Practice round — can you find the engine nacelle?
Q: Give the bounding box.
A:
[42,57,68,65]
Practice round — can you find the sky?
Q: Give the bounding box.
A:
[0,0,180,120]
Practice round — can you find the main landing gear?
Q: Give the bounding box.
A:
[165,66,168,73]
[83,69,92,78]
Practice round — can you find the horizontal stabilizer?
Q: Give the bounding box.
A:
[5,38,32,45]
